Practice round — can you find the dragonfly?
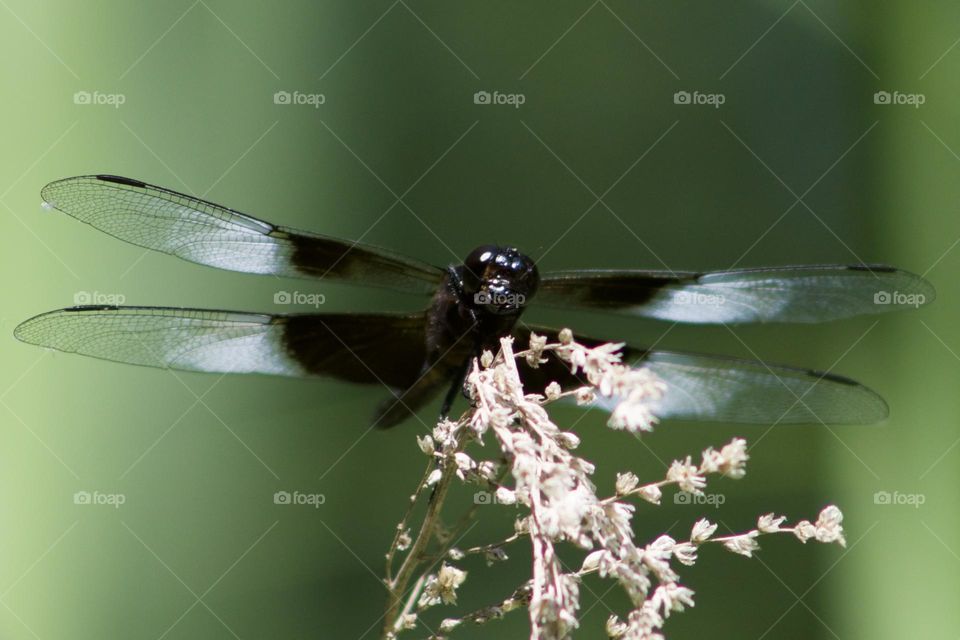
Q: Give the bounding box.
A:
[15,175,935,428]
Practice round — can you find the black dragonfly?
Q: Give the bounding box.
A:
[15,175,935,428]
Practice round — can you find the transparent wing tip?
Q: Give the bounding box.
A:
[870,268,936,310]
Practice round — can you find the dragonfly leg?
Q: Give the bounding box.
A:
[438,358,469,421]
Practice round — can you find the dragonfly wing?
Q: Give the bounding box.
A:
[14,306,428,388]
[536,265,934,323]
[633,350,887,425]
[515,326,887,425]
[41,175,445,294]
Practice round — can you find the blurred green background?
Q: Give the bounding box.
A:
[1,1,957,638]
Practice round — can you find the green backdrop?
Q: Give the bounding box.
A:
[1,2,957,638]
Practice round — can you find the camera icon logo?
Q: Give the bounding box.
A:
[273,491,292,505]
[474,90,491,105]
[673,91,691,105]
[73,491,92,505]
[74,291,92,305]
[274,90,292,105]
[274,291,292,304]
[874,291,891,305]
[473,491,493,505]
[673,491,692,504]
[473,291,492,305]
[874,91,891,105]
[73,91,92,105]
[873,490,892,505]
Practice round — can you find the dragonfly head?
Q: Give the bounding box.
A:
[462,245,539,316]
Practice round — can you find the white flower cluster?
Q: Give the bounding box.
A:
[466,337,595,638]
[538,329,667,433]
[465,334,705,638]
[389,331,847,640]
[419,564,468,608]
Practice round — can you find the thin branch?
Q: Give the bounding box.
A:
[385,454,436,583]
[383,429,469,636]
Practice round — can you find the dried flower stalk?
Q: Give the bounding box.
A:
[380,331,846,640]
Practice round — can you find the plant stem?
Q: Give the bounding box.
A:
[382,434,464,637]
[425,581,533,638]
[385,455,435,584]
